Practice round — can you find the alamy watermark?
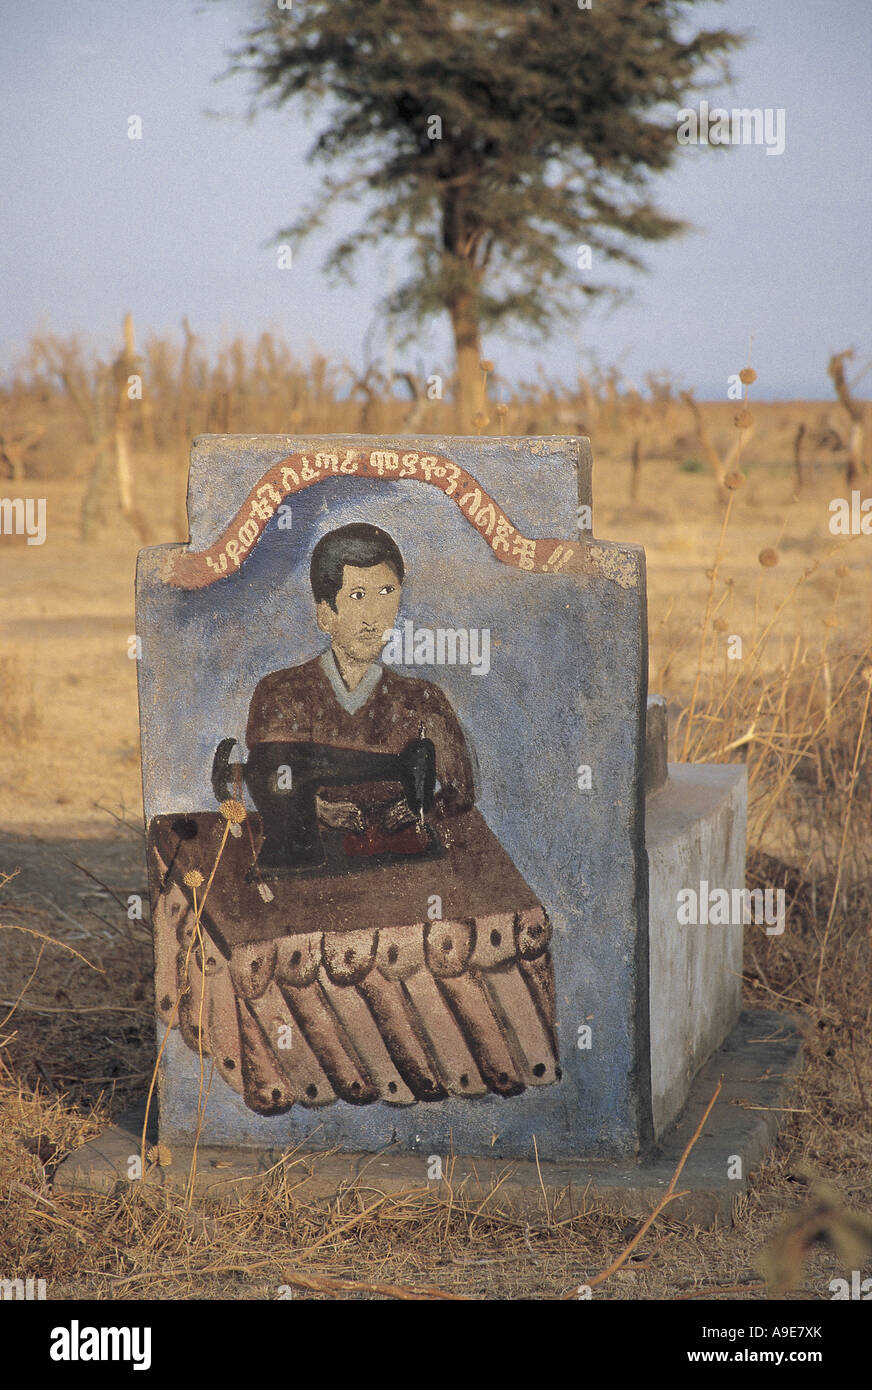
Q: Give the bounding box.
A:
[677,880,786,936]
[676,102,786,156]
[382,620,491,676]
[829,491,872,535]
[1,1276,46,1300]
[50,1322,152,1370]
[0,497,46,545]
[829,1271,872,1299]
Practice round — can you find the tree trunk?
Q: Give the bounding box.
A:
[80,367,113,542]
[793,422,805,493]
[449,294,482,433]
[846,420,862,488]
[828,350,865,486]
[629,436,641,502]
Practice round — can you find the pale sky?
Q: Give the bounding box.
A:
[1,0,870,398]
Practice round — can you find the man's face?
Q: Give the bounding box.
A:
[316,561,402,664]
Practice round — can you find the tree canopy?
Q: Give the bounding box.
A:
[222,0,743,423]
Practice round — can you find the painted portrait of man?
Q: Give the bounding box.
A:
[148,515,559,1116]
[245,522,476,853]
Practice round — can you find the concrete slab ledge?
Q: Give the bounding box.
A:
[646,762,747,849]
[52,1009,803,1229]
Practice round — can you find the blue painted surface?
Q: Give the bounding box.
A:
[137,436,649,1160]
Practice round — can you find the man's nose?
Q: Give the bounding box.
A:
[363,594,393,628]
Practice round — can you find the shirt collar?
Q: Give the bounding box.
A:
[319,647,384,715]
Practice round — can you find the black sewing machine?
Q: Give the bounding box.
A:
[211,732,440,877]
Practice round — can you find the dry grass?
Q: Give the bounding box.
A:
[0,656,42,750]
[0,335,870,1299]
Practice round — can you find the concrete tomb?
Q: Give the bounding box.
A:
[133,434,752,1166]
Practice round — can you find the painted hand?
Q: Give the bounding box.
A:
[315,797,365,833]
[381,797,418,832]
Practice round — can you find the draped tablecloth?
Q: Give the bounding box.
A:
[148,808,559,1114]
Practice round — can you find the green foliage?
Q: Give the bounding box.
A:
[221,1,743,348]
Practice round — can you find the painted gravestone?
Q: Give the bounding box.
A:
[136,435,652,1161]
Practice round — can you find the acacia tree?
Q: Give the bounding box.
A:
[222,1,741,426]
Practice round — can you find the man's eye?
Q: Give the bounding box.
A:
[350,589,365,600]
[379,585,395,595]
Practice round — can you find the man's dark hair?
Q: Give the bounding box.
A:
[310,523,404,612]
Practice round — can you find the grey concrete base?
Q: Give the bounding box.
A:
[53,1009,802,1229]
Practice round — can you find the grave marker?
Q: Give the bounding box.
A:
[135,434,746,1163]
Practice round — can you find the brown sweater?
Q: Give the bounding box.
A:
[245,653,475,821]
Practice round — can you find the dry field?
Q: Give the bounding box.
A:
[0,337,870,1300]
